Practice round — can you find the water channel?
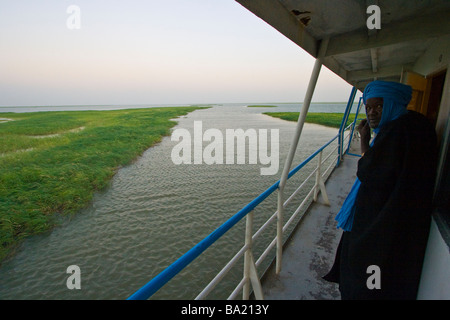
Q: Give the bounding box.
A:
[0,104,344,299]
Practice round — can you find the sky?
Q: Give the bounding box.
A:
[0,0,355,106]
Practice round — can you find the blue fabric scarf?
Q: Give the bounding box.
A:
[335,81,412,231]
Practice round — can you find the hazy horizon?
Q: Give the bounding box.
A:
[0,1,361,107]
[0,101,357,108]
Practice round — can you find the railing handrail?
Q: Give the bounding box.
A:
[127,133,340,300]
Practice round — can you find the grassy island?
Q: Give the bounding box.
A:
[247,105,278,108]
[264,112,356,128]
[0,106,205,262]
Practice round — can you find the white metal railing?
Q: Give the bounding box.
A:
[195,129,348,300]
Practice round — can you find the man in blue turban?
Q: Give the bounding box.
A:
[324,80,438,300]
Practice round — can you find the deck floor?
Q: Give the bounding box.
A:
[260,153,360,300]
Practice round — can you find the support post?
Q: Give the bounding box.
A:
[276,38,329,274]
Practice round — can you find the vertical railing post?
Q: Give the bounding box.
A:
[276,189,284,274]
[313,150,322,202]
[243,211,253,299]
[242,211,263,300]
[276,38,329,274]
[313,150,330,205]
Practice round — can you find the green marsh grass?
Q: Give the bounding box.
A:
[264,112,356,128]
[0,107,205,262]
[247,105,278,108]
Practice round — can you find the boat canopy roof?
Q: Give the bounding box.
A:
[236,0,450,92]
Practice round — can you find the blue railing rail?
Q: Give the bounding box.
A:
[127,134,343,300]
[346,96,365,157]
[337,87,358,166]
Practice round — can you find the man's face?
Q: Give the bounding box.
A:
[365,97,383,129]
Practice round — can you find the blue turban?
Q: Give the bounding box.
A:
[335,81,412,231]
[362,80,412,133]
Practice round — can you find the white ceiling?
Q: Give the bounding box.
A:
[236,0,450,91]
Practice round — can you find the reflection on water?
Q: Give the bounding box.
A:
[0,105,339,299]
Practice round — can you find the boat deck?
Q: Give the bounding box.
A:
[260,152,360,300]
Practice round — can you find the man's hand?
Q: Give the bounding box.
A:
[358,119,371,155]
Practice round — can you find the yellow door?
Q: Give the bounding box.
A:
[405,72,429,115]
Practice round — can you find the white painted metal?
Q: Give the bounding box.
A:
[276,38,329,274]
[418,219,450,299]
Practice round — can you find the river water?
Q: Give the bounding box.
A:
[0,103,349,299]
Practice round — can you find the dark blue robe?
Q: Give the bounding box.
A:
[324,111,438,300]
